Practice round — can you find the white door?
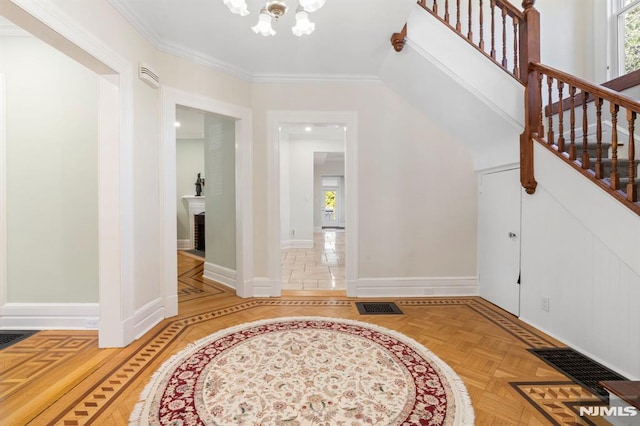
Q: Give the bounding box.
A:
[322,187,340,228]
[478,168,521,315]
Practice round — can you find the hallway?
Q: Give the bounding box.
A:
[281,229,345,290]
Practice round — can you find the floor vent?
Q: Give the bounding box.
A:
[529,347,627,399]
[0,331,38,350]
[355,302,403,315]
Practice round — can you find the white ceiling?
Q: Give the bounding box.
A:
[109,0,417,80]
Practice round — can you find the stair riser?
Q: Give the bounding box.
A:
[598,162,640,180]
[556,142,613,159]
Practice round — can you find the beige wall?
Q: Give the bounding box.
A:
[251,83,478,278]
[3,0,478,309]
[1,35,98,303]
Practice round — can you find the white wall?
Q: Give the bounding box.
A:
[204,113,236,271]
[537,0,595,81]
[281,138,344,246]
[176,138,204,240]
[521,143,640,379]
[0,35,98,303]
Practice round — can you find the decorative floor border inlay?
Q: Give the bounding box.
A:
[46,296,574,424]
[510,381,603,425]
[0,334,97,400]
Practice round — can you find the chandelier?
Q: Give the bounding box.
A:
[222,0,326,36]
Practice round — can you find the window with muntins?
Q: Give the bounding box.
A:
[616,0,640,75]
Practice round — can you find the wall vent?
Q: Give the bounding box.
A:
[139,64,160,89]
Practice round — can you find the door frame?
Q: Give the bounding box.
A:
[267,111,358,296]
[160,87,254,299]
[321,185,340,228]
[477,165,521,316]
[1,0,136,347]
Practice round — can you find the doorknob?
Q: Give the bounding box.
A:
[508,232,517,239]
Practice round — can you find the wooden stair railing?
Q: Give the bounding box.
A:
[391,0,540,194]
[391,0,640,214]
[392,0,538,83]
[527,63,640,214]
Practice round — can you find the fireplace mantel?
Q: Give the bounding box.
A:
[182,196,205,250]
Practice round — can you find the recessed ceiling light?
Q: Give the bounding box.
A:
[305,126,312,132]
[175,121,181,127]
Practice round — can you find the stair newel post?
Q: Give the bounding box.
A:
[391,24,407,52]
[556,81,565,152]
[595,96,604,178]
[627,109,637,202]
[611,103,620,190]
[520,0,540,194]
[581,90,590,168]
[456,0,461,31]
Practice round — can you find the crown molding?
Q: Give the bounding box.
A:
[252,73,383,84]
[108,0,163,47]
[157,41,255,82]
[108,0,384,85]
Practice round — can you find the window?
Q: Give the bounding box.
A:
[616,0,640,75]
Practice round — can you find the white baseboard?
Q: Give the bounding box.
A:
[353,277,479,297]
[133,297,165,339]
[313,226,322,232]
[177,239,191,250]
[0,302,100,329]
[203,262,237,289]
[281,239,314,249]
[251,278,281,297]
[519,316,639,381]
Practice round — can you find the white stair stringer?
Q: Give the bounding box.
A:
[379,4,525,171]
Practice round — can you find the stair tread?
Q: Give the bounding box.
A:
[592,158,640,164]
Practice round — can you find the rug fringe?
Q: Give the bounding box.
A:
[129,316,476,425]
[128,401,144,426]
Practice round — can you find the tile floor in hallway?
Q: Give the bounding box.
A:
[281,229,345,290]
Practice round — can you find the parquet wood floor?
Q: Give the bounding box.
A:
[0,253,607,425]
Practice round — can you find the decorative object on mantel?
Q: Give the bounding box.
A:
[130,317,474,425]
[222,0,325,37]
[194,173,205,196]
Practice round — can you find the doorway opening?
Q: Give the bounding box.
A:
[161,88,253,300]
[268,112,357,296]
[175,105,236,279]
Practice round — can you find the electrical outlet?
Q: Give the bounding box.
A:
[85,319,99,329]
[541,296,550,312]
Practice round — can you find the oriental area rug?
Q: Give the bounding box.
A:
[129,317,474,425]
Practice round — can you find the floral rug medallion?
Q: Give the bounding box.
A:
[130,317,474,425]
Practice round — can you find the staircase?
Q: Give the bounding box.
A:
[391,0,640,216]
